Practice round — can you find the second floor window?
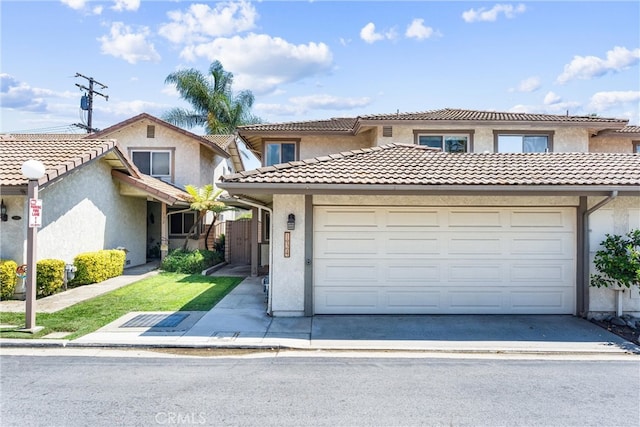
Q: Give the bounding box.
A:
[417,134,469,153]
[495,132,553,153]
[265,142,296,166]
[131,150,171,179]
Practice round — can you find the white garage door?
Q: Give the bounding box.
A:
[314,206,575,314]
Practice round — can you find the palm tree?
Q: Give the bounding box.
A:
[164,60,261,134]
[182,184,233,250]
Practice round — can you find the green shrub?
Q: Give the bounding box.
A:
[161,249,221,274]
[36,259,65,297]
[0,259,18,300]
[591,229,640,290]
[72,249,126,285]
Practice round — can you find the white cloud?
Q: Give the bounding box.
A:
[112,0,140,12]
[509,100,581,116]
[462,4,526,23]
[510,76,541,93]
[60,0,86,10]
[588,90,640,111]
[405,19,435,40]
[360,22,384,44]
[178,33,333,94]
[0,74,75,113]
[98,22,161,64]
[556,46,640,84]
[543,91,562,105]
[159,1,258,45]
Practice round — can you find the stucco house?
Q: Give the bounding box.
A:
[0,138,190,273]
[221,108,640,318]
[87,113,245,257]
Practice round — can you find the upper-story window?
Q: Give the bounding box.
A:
[494,131,554,153]
[131,149,172,180]
[264,140,298,166]
[413,130,473,153]
[633,141,640,153]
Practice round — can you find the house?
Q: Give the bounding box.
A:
[220,108,640,318]
[87,113,240,257]
[0,138,190,272]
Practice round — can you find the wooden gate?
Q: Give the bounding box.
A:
[226,218,251,265]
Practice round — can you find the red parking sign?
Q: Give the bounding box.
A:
[28,198,42,228]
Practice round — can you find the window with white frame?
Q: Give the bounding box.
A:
[633,141,640,153]
[414,132,471,153]
[131,150,172,180]
[494,132,553,153]
[264,141,297,166]
[170,211,198,236]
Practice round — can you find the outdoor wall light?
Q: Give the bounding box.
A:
[287,213,295,230]
[0,199,7,222]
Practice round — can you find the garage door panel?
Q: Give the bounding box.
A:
[314,206,576,315]
[317,209,379,228]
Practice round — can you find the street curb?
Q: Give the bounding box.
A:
[2,339,639,356]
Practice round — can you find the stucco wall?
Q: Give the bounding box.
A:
[298,133,374,161]
[33,159,146,267]
[100,119,214,189]
[271,194,306,316]
[370,124,590,153]
[0,196,26,263]
[588,196,640,315]
[589,135,636,153]
[314,195,580,206]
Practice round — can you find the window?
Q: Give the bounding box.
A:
[413,131,472,153]
[131,150,171,179]
[633,141,640,153]
[494,131,554,153]
[170,212,198,236]
[264,141,297,166]
[146,125,155,138]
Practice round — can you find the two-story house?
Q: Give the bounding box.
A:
[220,108,640,318]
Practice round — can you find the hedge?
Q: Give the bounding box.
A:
[36,259,66,297]
[0,259,18,300]
[72,249,126,285]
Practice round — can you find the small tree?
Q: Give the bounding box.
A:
[590,229,640,290]
[183,185,233,251]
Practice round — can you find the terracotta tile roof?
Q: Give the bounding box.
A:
[0,139,120,186]
[201,134,234,149]
[238,117,358,132]
[615,126,640,134]
[0,133,87,140]
[88,113,230,158]
[358,108,628,124]
[111,171,191,205]
[237,109,627,133]
[221,144,640,188]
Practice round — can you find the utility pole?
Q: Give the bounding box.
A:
[74,73,108,133]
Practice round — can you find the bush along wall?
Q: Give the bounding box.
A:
[72,249,126,285]
[0,259,18,300]
[161,249,221,274]
[36,259,65,297]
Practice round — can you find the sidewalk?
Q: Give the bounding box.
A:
[2,264,639,356]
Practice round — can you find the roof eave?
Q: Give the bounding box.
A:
[218,182,640,197]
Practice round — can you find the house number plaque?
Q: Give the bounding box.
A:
[284,231,291,258]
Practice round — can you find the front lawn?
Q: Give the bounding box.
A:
[0,272,243,340]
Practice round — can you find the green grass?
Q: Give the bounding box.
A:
[0,272,243,340]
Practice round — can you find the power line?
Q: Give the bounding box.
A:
[74,73,108,133]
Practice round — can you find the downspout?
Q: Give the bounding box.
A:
[230,197,274,316]
[581,190,618,317]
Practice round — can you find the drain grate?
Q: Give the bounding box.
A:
[120,313,188,328]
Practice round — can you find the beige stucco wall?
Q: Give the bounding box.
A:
[297,132,374,161]
[588,196,640,315]
[0,159,147,269]
[270,194,306,316]
[589,135,637,153]
[99,119,218,189]
[370,124,590,153]
[314,195,580,206]
[0,196,26,263]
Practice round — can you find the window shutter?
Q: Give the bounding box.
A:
[382,126,392,137]
[147,125,155,138]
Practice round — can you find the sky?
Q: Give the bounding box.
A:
[1,0,639,135]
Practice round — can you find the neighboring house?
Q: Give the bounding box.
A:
[221,108,640,318]
[87,113,234,256]
[0,138,190,274]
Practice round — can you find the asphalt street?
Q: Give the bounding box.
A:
[1,350,638,427]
